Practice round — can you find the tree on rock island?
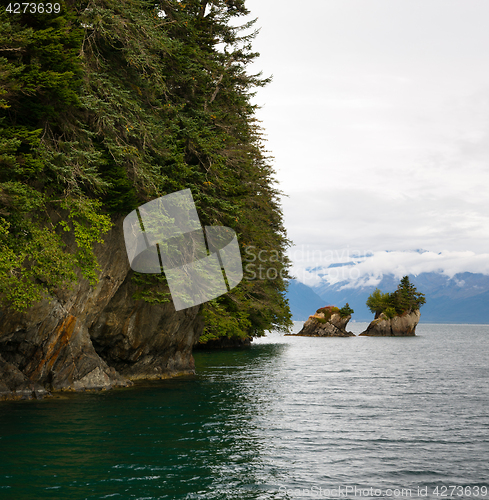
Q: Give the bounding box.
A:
[366,276,426,319]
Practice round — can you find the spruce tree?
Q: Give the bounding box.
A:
[365,276,425,318]
[390,275,426,314]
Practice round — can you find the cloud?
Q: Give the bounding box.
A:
[282,185,489,256]
[290,249,489,288]
[245,0,489,276]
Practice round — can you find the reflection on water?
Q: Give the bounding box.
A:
[0,324,488,499]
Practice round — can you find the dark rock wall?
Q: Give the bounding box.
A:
[0,218,204,401]
[89,271,202,380]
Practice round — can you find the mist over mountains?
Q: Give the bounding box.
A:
[287,272,489,323]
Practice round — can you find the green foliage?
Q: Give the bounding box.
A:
[60,197,113,285]
[0,2,112,310]
[390,275,426,314]
[0,193,112,311]
[366,288,392,317]
[0,0,292,337]
[366,276,426,319]
[0,216,77,311]
[200,294,252,344]
[339,302,354,317]
[131,272,171,305]
[383,306,397,319]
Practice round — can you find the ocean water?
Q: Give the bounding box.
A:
[0,323,488,500]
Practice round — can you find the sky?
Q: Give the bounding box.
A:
[242,0,489,285]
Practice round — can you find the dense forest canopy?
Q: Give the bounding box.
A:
[0,0,292,340]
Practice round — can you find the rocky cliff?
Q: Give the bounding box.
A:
[0,218,203,401]
[359,309,420,336]
[289,306,355,337]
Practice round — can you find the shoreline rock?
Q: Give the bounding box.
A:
[0,217,204,401]
[359,309,420,336]
[194,337,253,350]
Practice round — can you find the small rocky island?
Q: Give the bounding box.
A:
[289,304,355,337]
[359,276,425,336]
[289,276,426,338]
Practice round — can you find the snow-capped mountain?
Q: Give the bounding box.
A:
[287,272,489,323]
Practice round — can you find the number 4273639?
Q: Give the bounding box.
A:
[6,3,61,14]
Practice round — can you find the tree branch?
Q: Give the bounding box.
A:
[209,73,224,105]
[198,1,208,19]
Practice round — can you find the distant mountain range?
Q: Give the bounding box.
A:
[286,272,489,323]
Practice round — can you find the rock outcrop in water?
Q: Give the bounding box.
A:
[361,276,425,337]
[290,306,355,337]
[359,309,420,337]
[0,218,203,401]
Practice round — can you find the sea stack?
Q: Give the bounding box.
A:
[292,306,355,337]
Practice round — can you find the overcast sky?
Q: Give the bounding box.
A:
[244,0,489,284]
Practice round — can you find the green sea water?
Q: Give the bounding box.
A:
[1,323,488,499]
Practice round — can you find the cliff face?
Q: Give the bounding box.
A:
[0,219,203,401]
[291,308,355,337]
[359,309,420,336]
[89,272,202,380]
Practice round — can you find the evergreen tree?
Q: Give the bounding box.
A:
[0,0,291,337]
[390,275,426,314]
[365,276,425,318]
